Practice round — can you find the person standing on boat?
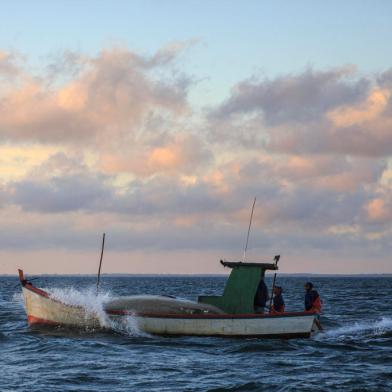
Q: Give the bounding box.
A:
[254,278,269,313]
[270,286,285,313]
[304,282,322,313]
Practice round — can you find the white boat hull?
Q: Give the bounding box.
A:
[21,284,320,338]
[116,313,317,338]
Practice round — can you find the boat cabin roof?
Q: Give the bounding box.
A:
[220,260,278,270]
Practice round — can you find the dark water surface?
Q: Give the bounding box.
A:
[1,275,391,391]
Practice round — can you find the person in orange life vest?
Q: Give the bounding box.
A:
[304,282,322,313]
[270,286,285,314]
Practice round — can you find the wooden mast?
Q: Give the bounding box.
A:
[96,233,106,295]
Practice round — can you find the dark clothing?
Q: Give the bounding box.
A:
[305,289,319,311]
[273,293,285,312]
[254,279,269,308]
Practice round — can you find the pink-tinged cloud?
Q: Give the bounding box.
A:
[1,52,392,273]
[209,67,392,157]
[327,88,390,127]
[100,134,212,177]
[366,197,392,223]
[0,47,190,144]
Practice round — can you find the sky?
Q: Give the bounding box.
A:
[0,0,391,275]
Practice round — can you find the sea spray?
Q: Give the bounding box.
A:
[45,286,149,336]
[48,286,111,328]
[12,291,23,305]
[319,316,392,340]
[110,315,152,338]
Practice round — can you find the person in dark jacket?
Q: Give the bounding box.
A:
[304,282,322,313]
[270,286,285,313]
[254,278,269,313]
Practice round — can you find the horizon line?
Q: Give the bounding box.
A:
[2,272,391,277]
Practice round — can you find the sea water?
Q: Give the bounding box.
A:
[1,275,391,391]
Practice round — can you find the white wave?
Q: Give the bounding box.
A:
[110,315,152,338]
[49,286,112,328]
[12,291,24,304]
[46,286,148,336]
[321,317,392,339]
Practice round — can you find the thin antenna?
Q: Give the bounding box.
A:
[269,256,280,311]
[242,197,256,262]
[96,233,106,295]
[268,272,277,311]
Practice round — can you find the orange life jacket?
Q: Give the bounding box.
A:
[310,296,322,313]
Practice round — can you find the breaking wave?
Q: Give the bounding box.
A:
[319,317,392,340]
[46,286,149,337]
[49,287,112,328]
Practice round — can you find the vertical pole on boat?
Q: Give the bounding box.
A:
[268,273,277,312]
[96,233,105,295]
[268,257,280,311]
[242,197,256,263]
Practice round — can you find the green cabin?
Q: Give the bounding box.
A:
[198,256,280,314]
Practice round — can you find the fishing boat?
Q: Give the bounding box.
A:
[18,257,321,338]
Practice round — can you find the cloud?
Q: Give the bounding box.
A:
[147,39,199,67]
[212,154,386,196]
[209,66,392,157]
[0,55,391,272]
[0,46,190,144]
[0,150,390,268]
[11,174,114,213]
[366,198,390,222]
[327,88,390,127]
[0,50,22,77]
[365,180,392,224]
[3,147,386,256]
[100,133,212,177]
[210,66,368,125]
[2,150,221,216]
[0,197,390,262]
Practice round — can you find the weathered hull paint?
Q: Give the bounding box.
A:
[112,314,315,338]
[22,285,320,338]
[23,286,102,328]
